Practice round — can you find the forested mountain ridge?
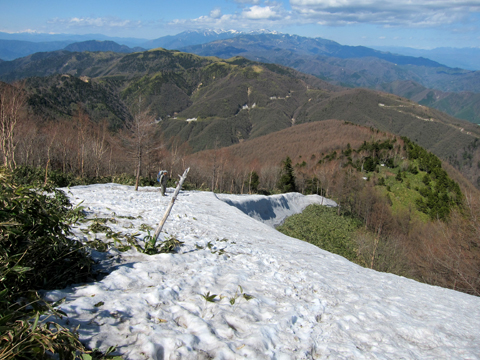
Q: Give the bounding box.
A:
[183,33,444,67]
[64,40,145,53]
[180,34,480,92]
[2,31,478,124]
[375,80,480,124]
[180,34,480,123]
[24,74,133,129]
[3,47,480,187]
[2,32,479,126]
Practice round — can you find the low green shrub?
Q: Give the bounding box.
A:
[0,168,120,359]
[0,171,92,295]
[125,232,184,255]
[277,205,360,262]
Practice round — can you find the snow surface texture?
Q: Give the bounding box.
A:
[45,184,480,359]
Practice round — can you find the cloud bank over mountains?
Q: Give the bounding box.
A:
[2,0,479,48]
[47,16,143,31]
[289,0,480,27]
[169,0,480,30]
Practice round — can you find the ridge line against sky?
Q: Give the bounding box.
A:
[2,0,480,49]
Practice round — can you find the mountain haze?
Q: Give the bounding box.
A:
[373,46,480,71]
[141,29,242,51]
[0,31,147,47]
[0,39,73,61]
[64,40,145,53]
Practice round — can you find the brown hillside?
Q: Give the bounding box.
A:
[184,119,476,197]
[205,119,393,167]
[183,120,397,193]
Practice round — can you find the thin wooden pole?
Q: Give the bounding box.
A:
[154,167,190,241]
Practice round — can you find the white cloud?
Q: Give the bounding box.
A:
[167,0,479,37]
[169,3,289,30]
[210,8,222,19]
[243,6,280,20]
[234,0,261,4]
[0,29,46,34]
[289,0,480,27]
[48,17,142,30]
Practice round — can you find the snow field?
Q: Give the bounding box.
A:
[45,184,480,359]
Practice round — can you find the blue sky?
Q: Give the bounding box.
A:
[1,0,480,49]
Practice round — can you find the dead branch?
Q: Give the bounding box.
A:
[154,167,190,241]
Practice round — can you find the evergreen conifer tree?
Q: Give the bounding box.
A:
[278,157,296,193]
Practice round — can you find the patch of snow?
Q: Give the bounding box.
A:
[45,184,480,359]
[217,192,336,227]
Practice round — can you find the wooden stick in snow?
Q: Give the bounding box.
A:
[154,167,190,241]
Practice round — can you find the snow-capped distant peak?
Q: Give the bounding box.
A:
[183,29,241,36]
[210,29,241,35]
[180,28,280,37]
[248,29,281,35]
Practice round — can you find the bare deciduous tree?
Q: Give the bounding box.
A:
[75,106,89,178]
[14,116,38,167]
[123,109,156,191]
[90,120,110,177]
[43,126,57,185]
[0,82,26,169]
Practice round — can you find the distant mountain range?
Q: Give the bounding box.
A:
[0,39,145,61]
[0,39,73,61]
[140,29,278,51]
[180,33,480,92]
[64,40,145,53]
[1,29,479,125]
[373,46,480,71]
[178,33,480,124]
[0,29,279,61]
[0,31,147,47]
[141,29,240,50]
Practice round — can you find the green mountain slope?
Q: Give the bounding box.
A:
[24,74,132,128]
[376,80,480,124]
[180,34,480,124]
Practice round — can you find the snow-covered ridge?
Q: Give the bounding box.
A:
[45,184,480,359]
